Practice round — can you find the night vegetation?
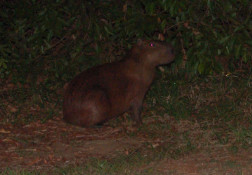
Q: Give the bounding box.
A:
[0,0,251,174]
[0,0,251,82]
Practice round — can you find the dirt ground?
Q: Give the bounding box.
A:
[0,116,251,174]
[154,147,252,174]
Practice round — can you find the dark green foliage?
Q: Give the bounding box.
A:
[0,0,251,83]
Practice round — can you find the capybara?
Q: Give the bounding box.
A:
[63,39,175,127]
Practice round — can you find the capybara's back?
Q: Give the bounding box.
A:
[63,39,175,127]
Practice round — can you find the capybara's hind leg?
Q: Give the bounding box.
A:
[77,89,111,127]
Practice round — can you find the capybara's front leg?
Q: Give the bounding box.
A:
[129,102,143,125]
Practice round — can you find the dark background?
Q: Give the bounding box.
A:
[0,0,251,85]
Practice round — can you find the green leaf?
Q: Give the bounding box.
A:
[145,2,155,15]
[197,62,205,74]
[234,25,244,33]
[218,36,230,44]
[235,44,241,59]
[161,19,167,31]
[104,26,114,35]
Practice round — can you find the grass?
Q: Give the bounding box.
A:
[0,71,251,174]
[0,169,44,175]
[0,83,61,125]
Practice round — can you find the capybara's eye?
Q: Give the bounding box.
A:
[149,43,155,47]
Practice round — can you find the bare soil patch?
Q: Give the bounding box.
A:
[1,117,251,174]
[0,118,141,171]
[153,147,252,175]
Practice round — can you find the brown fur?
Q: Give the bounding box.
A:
[63,39,175,127]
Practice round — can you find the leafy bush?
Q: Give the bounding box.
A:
[0,0,251,83]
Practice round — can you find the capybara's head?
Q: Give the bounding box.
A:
[131,39,175,66]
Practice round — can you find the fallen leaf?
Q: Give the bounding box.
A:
[0,128,11,134]
[27,158,41,166]
[3,138,14,142]
[124,149,129,155]
[152,143,160,148]
[7,105,18,113]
